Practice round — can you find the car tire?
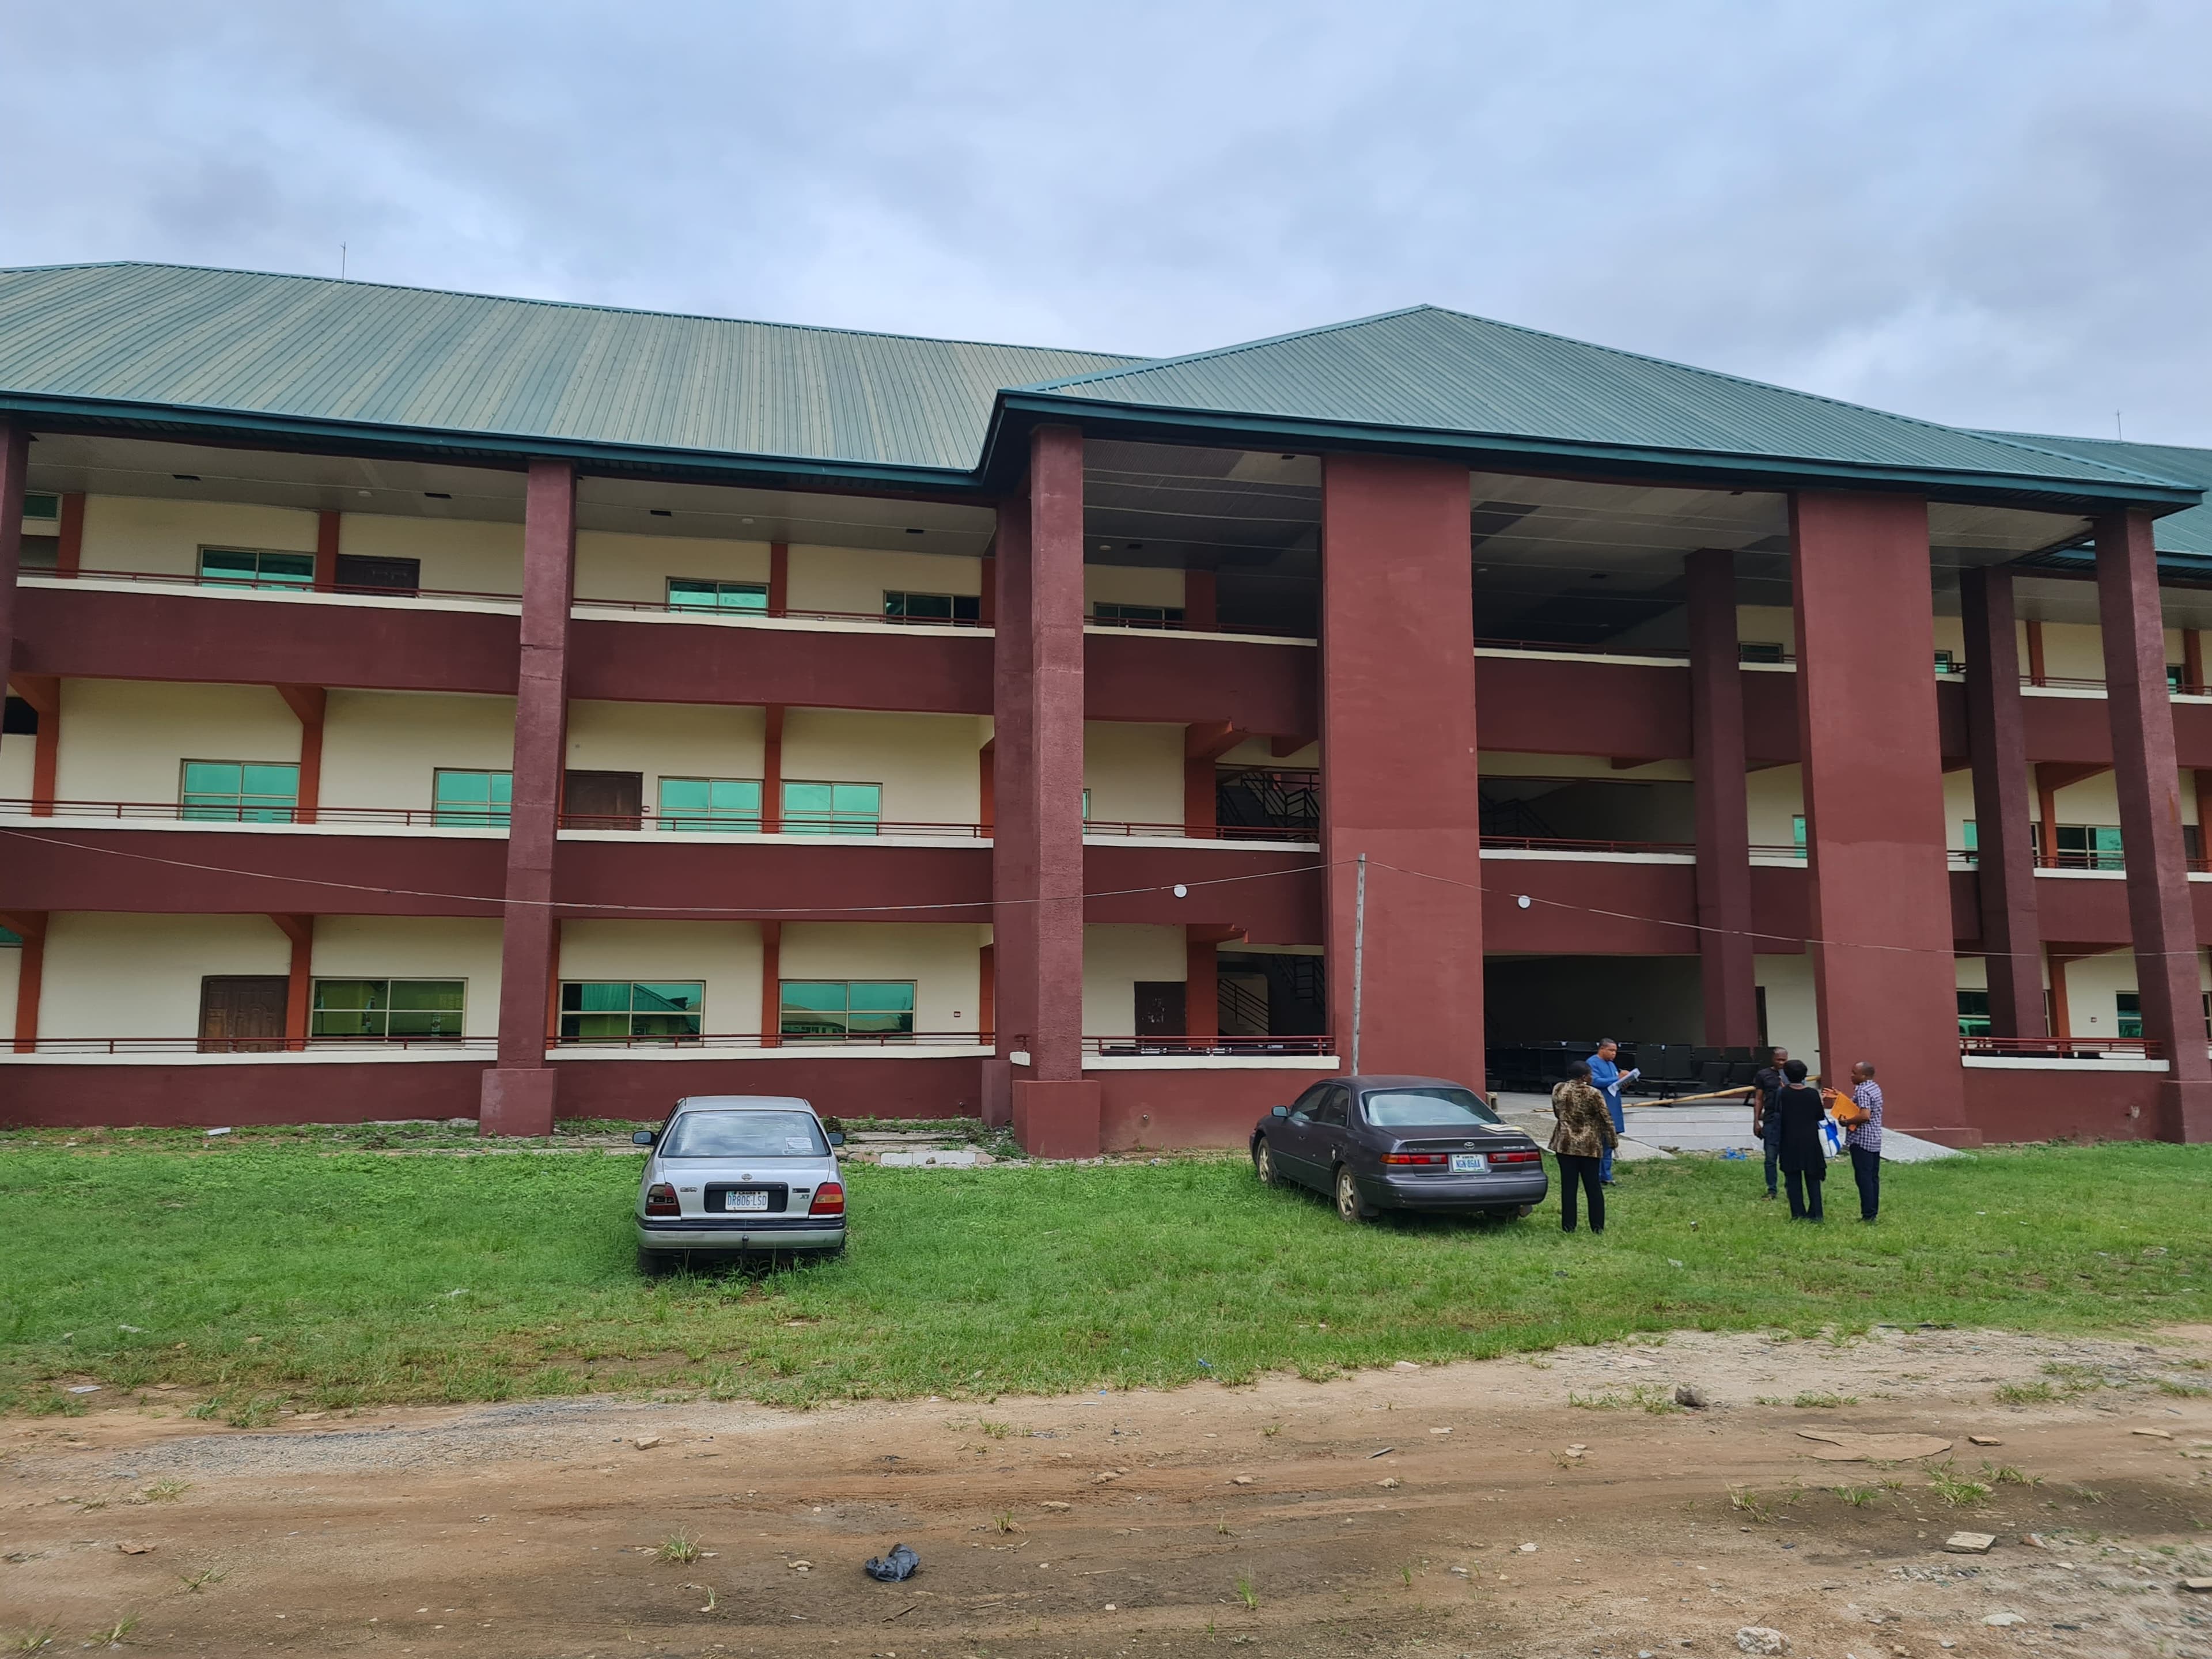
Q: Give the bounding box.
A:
[635,1247,676,1277]
[1334,1165,1373,1225]
[1253,1138,1282,1188]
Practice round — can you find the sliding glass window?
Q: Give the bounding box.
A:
[668,579,767,613]
[782,781,881,835]
[433,769,512,828]
[560,980,704,1041]
[181,760,300,823]
[779,980,916,1039]
[199,547,316,590]
[657,777,762,831]
[311,979,465,1040]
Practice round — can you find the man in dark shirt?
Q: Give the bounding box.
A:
[1744,1046,1790,1201]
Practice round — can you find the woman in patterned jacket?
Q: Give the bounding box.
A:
[1549,1060,1619,1235]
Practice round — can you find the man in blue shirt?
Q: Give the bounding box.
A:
[1586,1039,1638,1184]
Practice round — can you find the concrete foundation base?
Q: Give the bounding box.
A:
[479,1066,558,1137]
[1013,1079,1102,1159]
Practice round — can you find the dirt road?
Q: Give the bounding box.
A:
[7,1326,2210,1658]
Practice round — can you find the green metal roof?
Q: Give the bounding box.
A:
[1013,305,2198,504]
[1982,431,2212,556]
[0,262,1138,478]
[0,266,2199,511]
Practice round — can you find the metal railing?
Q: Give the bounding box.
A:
[573,594,991,629]
[1475,635,1691,662]
[557,812,991,838]
[0,797,494,828]
[15,1035,498,1055]
[1480,834,1695,857]
[45,565,522,605]
[1084,819,1319,843]
[1082,1035,1335,1056]
[556,1030,990,1050]
[1959,1034,2162,1060]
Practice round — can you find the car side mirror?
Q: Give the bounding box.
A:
[827,1131,846,1147]
[632,1130,656,1146]
[1270,1105,1290,1118]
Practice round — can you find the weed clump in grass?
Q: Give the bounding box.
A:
[1832,1484,1878,1507]
[12,1627,56,1654]
[1792,1391,1857,1408]
[977,1419,1012,1438]
[1926,1461,1992,1506]
[178,1567,224,1592]
[1569,1384,1680,1415]
[1982,1461,2039,1487]
[1727,1487,1771,1522]
[141,1480,188,1503]
[1236,1573,1259,1611]
[1994,1380,2056,1404]
[656,1531,702,1565]
[87,1616,137,1647]
[991,1510,1018,1535]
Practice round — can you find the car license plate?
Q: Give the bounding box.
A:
[1449,1153,1488,1174]
[724,1191,770,1212]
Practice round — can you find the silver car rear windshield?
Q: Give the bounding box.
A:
[1361,1088,1501,1128]
[662,1111,827,1158]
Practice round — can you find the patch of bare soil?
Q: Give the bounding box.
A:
[6,1326,2211,1658]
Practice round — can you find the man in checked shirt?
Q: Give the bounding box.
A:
[1844,1060,1885,1222]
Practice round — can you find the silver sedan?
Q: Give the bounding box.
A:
[632,1095,848,1271]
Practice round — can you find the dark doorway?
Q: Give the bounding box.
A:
[1134,981,1187,1037]
[199,975,288,1052]
[565,770,644,829]
[1217,951,1326,1038]
[334,553,422,594]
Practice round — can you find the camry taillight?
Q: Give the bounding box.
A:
[1381,1153,1447,1165]
[1491,1149,1543,1165]
[808,1181,846,1216]
[645,1182,679,1217]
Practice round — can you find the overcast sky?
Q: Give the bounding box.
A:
[4,1,2207,444]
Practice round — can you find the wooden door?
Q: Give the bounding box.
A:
[563,770,643,830]
[199,976,289,1053]
[1134,980,1187,1039]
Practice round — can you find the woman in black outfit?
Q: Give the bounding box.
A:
[1771,1058,1827,1221]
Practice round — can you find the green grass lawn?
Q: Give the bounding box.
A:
[3,1138,2208,1419]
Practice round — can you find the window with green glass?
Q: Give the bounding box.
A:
[1956,989,1991,1038]
[782,780,881,835]
[1738,642,1786,664]
[779,979,916,1040]
[2054,824,2123,870]
[199,547,316,590]
[559,980,704,1041]
[433,769,512,828]
[0,927,20,948]
[1092,601,1185,626]
[2168,663,2186,691]
[2117,991,2143,1040]
[311,979,465,1040]
[668,578,768,613]
[657,776,762,831]
[1790,814,1806,850]
[21,493,58,522]
[1934,649,1959,673]
[181,760,300,823]
[883,590,980,623]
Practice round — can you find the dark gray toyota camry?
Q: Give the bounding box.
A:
[1249,1074,1549,1224]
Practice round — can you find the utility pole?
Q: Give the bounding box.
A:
[1350,851,1366,1074]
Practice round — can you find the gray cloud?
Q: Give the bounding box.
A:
[2,0,2206,441]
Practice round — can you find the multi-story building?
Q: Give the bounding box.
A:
[0,262,2207,1152]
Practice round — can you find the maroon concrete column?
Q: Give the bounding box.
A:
[1320,454,1483,1082]
[984,491,1034,1131]
[2096,510,2212,1142]
[1001,426,1099,1155]
[480,460,576,1137]
[1790,493,1971,1139]
[1960,567,2046,1038]
[1685,548,1758,1046]
[0,423,28,687]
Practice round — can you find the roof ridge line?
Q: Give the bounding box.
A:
[1028,300,2183,490]
[1014,305,1439,392]
[0,259,1150,365]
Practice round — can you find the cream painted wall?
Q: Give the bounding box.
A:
[338,514,522,597]
[82,496,315,579]
[1956,955,1988,992]
[0,729,32,798]
[2032,621,2107,682]
[779,923,988,1035]
[1084,722,1184,825]
[1736,605,1794,654]
[2061,952,2142,1040]
[2047,772,2122,827]
[41,914,289,1040]
[1932,613,1965,666]
[0,945,18,1041]
[1752,953,1818,1074]
[1745,764,1804,848]
[566,702,767,812]
[1223,737,1319,769]
[781,710,987,825]
[56,680,304,805]
[309,916,505,1038]
[1083,924,1188,1037]
[559,919,764,1037]
[1087,566,1185,611]
[577,531,770,606]
[321,692,517,813]
[787,545,982,618]
[1942,770,1977,849]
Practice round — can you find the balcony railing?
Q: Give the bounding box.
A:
[558,812,991,838]
[1959,1034,2162,1061]
[574,594,990,629]
[9,1032,994,1055]
[1082,1035,1335,1056]
[0,797,487,828]
[43,565,522,606]
[556,1031,989,1050]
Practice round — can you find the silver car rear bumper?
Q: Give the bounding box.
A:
[1359,1171,1551,1211]
[636,1218,846,1252]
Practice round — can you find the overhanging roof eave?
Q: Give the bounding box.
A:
[984,392,2205,516]
[0,391,995,499]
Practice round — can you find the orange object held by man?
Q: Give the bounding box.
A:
[1827,1085,1869,1127]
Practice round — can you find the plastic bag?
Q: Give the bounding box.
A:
[1819,1116,1844,1157]
[863,1543,920,1582]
